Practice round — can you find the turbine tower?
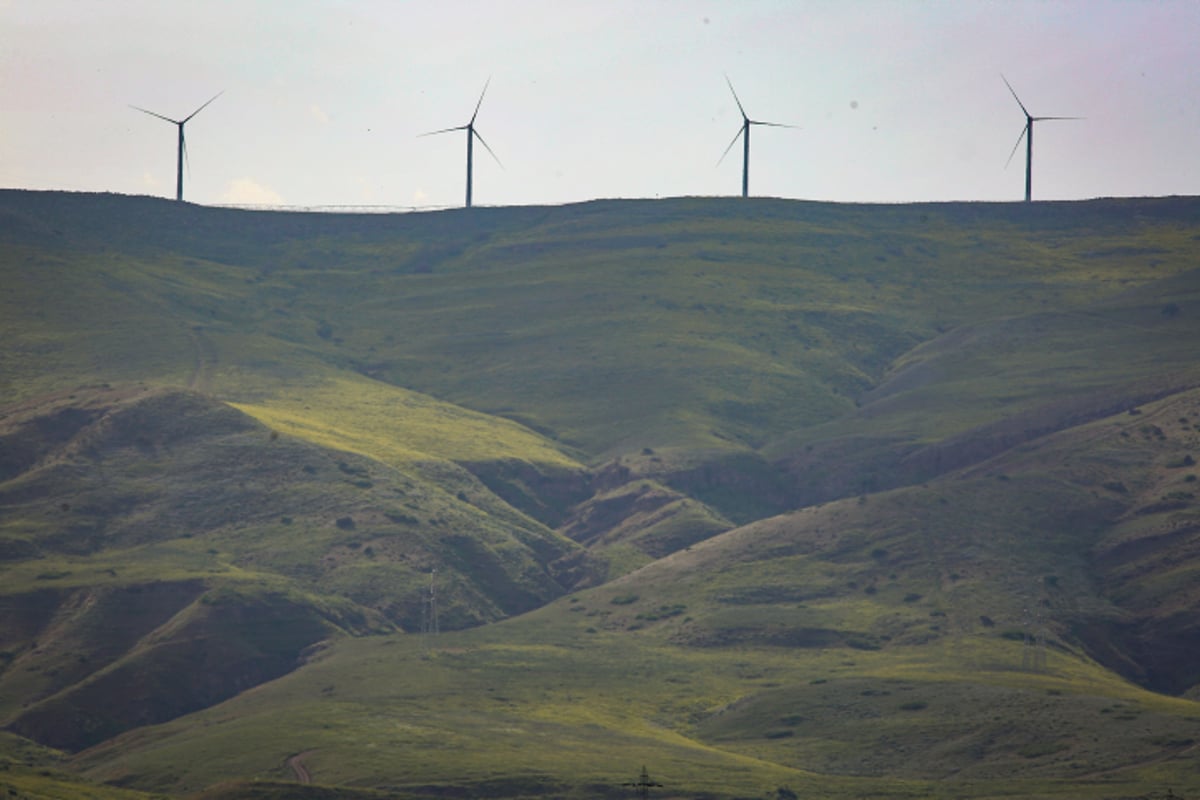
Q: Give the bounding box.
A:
[131,92,223,202]
[422,78,501,208]
[718,75,796,198]
[1002,76,1079,203]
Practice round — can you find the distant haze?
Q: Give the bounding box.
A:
[2,0,1197,207]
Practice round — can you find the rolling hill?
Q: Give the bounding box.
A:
[2,189,1200,799]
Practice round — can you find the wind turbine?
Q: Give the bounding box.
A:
[1002,76,1079,203]
[131,92,223,202]
[421,78,501,208]
[718,75,796,198]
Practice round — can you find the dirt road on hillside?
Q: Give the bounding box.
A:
[287,750,315,784]
[186,326,217,392]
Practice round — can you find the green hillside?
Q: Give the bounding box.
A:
[3,190,1200,799]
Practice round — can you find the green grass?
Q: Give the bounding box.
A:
[5,191,1200,799]
[229,373,583,469]
[65,608,1200,799]
[6,193,1200,462]
[0,384,582,621]
[0,731,166,799]
[31,434,1200,796]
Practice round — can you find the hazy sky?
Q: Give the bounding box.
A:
[3,1,1197,208]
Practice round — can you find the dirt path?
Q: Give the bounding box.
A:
[287,750,315,784]
[186,325,218,392]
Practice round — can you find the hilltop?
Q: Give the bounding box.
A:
[2,190,1200,799]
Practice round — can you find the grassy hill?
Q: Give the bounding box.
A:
[3,189,1200,799]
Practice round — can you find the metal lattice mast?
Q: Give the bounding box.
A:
[1020,605,1047,672]
[422,569,439,636]
[623,766,662,800]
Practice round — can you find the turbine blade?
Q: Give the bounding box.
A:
[750,120,798,129]
[724,74,748,120]
[1001,74,1031,119]
[470,76,491,125]
[419,124,469,137]
[473,129,503,168]
[716,126,743,166]
[1004,126,1026,169]
[1033,115,1082,121]
[131,105,179,124]
[182,131,190,176]
[183,90,224,123]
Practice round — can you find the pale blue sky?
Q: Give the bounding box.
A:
[2,0,1197,208]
